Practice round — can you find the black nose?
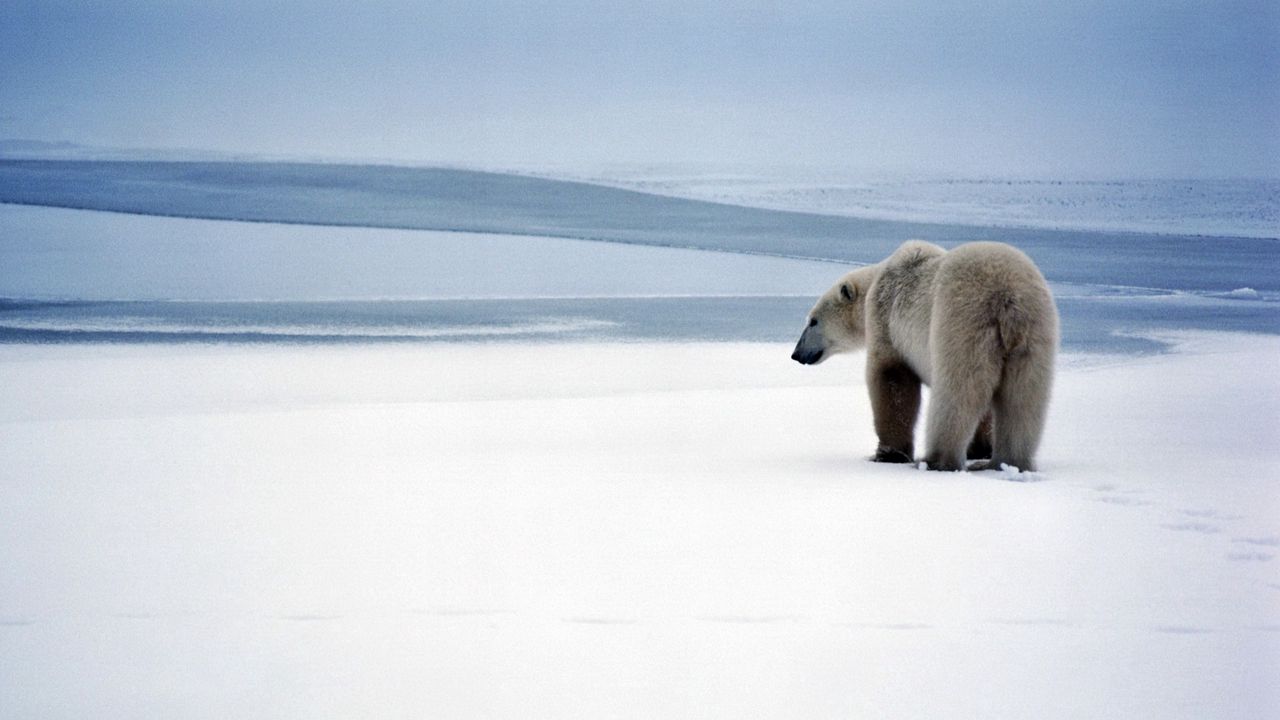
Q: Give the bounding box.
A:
[791,348,823,365]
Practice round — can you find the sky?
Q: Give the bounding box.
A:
[1,0,1277,177]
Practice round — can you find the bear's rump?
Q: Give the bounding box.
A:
[931,246,1055,355]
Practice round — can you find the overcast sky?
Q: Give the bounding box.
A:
[2,0,1276,176]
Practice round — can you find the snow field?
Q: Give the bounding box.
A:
[0,335,1276,718]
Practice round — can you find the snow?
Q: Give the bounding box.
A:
[994,463,1045,482]
[1,332,1276,718]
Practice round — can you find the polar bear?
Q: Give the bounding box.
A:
[792,240,1058,472]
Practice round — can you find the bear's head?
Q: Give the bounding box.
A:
[791,266,877,365]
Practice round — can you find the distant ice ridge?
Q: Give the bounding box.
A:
[539,167,1280,239]
[1222,287,1261,299]
[1051,282,1280,304]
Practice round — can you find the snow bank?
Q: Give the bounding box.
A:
[0,333,1276,718]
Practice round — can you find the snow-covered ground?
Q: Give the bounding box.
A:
[1,333,1276,719]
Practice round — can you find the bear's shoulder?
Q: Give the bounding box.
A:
[873,240,945,300]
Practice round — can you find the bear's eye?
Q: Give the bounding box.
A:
[808,317,818,328]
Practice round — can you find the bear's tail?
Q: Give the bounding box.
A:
[994,292,1031,354]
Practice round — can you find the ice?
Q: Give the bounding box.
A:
[0,204,839,302]
[2,205,1277,352]
[553,167,1280,240]
[1224,287,1261,299]
[3,161,1278,295]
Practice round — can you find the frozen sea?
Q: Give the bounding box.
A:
[545,165,1280,239]
[1,161,1277,354]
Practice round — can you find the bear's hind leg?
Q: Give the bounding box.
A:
[867,358,921,463]
[990,350,1053,472]
[966,413,993,460]
[923,338,1001,472]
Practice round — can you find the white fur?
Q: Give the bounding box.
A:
[794,240,1059,471]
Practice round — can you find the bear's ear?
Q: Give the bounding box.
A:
[841,283,857,302]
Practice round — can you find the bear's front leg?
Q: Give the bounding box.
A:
[867,358,921,463]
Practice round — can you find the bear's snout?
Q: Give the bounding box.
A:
[792,325,826,365]
[792,347,824,365]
